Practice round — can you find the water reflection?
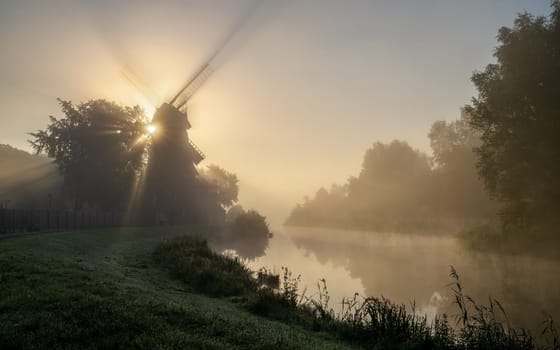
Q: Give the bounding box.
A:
[246,226,560,331]
[211,229,271,261]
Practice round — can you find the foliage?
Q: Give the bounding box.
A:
[465,2,560,232]
[429,110,480,169]
[199,164,239,209]
[153,236,256,297]
[256,267,280,289]
[209,206,274,260]
[428,111,495,220]
[347,140,432,226]
[230,209,272,241]
[225,204,246,223]
[449,267,537,350]
[152,237,560,349]
[226,209,273,259]
[286,139,491,232]
[245,268,307,324]
[1,228,558,349]
[29,99,149,210]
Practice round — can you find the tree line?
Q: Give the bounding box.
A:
[287,2,560,240]
[285,112,494,232]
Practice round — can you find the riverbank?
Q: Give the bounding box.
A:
[0,227,352,349]
[0,227,557,349]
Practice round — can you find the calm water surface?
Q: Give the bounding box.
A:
[244,226,560,330]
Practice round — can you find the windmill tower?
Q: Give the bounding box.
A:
[141,66,214,224]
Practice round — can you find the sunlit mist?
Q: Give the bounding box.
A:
[0,0,551,223]
[2,1,560,347]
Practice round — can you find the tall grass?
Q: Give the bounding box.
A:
[154,236,560,350]
[449,266,536,349]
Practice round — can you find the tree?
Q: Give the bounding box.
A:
[428,112,494,221]
[199,164,239,208]
[286,140,434,231]
[429,110,480,169]
[30,99,149,210]
[347,141,432,226]
[465,3,560,230]
[228,209,272,259]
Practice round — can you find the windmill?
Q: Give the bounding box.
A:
[140,65,214,224]
[134,1,263,224]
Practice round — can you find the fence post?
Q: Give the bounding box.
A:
[12,209,16,233]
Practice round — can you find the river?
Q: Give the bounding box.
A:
[243,226,560,331]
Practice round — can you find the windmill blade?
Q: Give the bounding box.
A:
[169,0,263,107]
[187,139,205,165]
[120,66,160,107]
[170,63,213,108]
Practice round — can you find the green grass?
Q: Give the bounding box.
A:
[0,227,353,349]
[1,228,558,349]
[153,236,256,297]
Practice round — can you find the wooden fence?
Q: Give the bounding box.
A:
[0,208,123,235]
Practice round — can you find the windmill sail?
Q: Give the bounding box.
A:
[187,139,205,165]
[169,0,263,108]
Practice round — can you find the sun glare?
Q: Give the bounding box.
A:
[147,124,157,134]
[139,101,156,121]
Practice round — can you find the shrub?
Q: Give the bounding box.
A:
[227,209,273,259]
[153,236,256,297]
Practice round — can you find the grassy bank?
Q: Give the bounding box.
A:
[0,228,352,349]
[0,228,558,349]
[153,236,559,350]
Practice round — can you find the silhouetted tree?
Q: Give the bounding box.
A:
[429,111,479,169]
[30,99,148,210]
[428,112,494,221]
[349,141,433,230]
[465,2,560,231]
[286,134,497,232]
[229,209,272,259]
[199,164,239,209]
[225,204,245,223]
[286,140,436,231]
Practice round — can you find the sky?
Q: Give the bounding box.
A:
[0,0,552,223]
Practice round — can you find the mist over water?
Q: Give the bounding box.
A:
[245,226,560,331]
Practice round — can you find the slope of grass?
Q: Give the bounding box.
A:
[0,227,353,349]
[1,228,557,349]
[152,236,559,350]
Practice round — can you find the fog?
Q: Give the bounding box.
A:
[0,145,61,208]
[246,226,560,332]
[0,0,551,223]
[1,1,559,342]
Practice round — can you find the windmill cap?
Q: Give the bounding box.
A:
[152,103,192,130]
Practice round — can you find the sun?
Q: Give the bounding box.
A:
[146,124,157,134]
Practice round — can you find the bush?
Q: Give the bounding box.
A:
[226,209,273,259]
[153,236,256,297]
[230,210,272,241]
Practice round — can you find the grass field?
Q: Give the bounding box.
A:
[1,227,557,349]
[0,227,353,349]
